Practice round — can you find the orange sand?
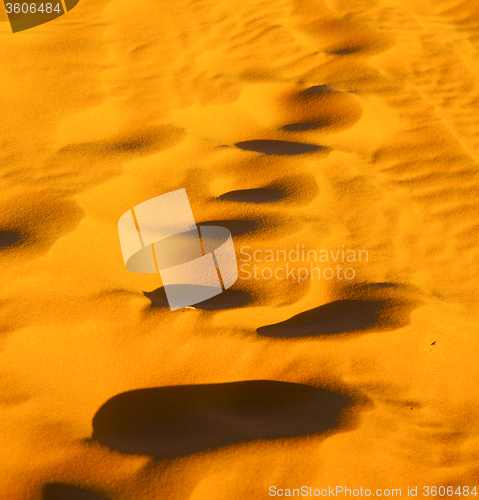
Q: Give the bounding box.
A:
[1,0,479,498]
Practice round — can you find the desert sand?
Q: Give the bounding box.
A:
[1,0,479,498]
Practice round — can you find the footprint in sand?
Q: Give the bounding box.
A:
[257,283,424,338]
[142,209,311,312]
[234,139,327,156]
[0,194,84,260]
[231,84,362,155]
[91,380,358,459]
[279,85,363,133]
[219,187,286,203]
[218,173,319,206]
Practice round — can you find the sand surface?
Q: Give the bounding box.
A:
[1,0,479,498]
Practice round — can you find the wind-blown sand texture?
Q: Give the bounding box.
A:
[1,0,479,498]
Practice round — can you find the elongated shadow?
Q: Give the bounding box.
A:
[281,122,321,132]
[218,188,286,203]
[91,381,355,459]
[0,231,22,250]
[257,298,419,338]
[235,140,327,156]
[329,48,363,55]
[43,483,106,500]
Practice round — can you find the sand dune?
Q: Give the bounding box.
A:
[1,0,479,498]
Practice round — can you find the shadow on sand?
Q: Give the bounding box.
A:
[257,284,422,338]
[91,380,356,459]
[218,187,286,203]
[235,140,328,156]
[0,230,22,250]
[42,483,106,500]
